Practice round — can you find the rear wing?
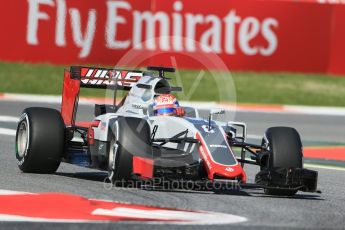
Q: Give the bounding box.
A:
[61,66,143,126]
[70,66,143,90]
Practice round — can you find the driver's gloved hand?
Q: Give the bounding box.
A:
[175,107,185,117]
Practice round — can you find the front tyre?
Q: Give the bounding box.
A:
[260,127,303,196]
[107,117,151,186]
[107,138,133,186]
[16,108,65,173]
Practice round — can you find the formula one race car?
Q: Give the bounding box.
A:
[15,66,318,196]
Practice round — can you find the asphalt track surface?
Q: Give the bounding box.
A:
[0,100,345,229]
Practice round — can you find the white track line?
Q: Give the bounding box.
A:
[0,128,16,136]
[247,134,262,139]
[0,190,23,195]
[92,208,247,225]
[0,189,35,196]
[0,190,32,195]
[285,105,345,116]
[1,94,62,104]
[0,215,95,223]
[0,115,18,137]
[0,116,19,123]
[305,163,345,171]
[242,157,345,171]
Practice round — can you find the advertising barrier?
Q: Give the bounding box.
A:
[0,0,344,75]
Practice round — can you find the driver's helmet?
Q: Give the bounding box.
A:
[153,94,179,116]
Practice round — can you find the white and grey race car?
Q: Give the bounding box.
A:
[15,66,318,195]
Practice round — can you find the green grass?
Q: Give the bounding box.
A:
[1,61,345,107]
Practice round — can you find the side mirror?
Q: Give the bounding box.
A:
[210,108,225,115]
[132,102,148,110]
[207,108,225,132]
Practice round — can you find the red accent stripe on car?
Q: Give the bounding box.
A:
[132,156,154,179]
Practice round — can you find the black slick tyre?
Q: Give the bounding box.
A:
[107,117,151,185]
[263,127,303,196]
[15,107,65,173]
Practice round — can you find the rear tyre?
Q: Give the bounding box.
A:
[15,107,65,173]
[262,127,303,196]
[107,117,151,186]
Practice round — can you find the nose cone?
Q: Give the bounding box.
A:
[212,164,247,183]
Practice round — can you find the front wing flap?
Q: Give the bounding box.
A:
[255,167,318,192]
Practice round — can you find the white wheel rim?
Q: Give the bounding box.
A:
[108,141,118,174]
[17,121,28,158]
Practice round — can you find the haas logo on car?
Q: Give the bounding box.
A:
[80,68,142,87]
[225,167,234,172]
